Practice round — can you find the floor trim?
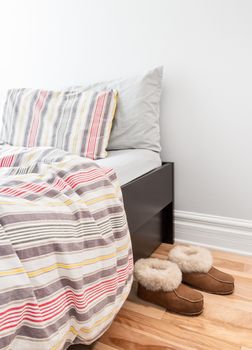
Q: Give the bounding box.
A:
[174,210,252,255]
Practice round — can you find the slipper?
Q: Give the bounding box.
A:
[134,258,204,316]
[168,245,234,295]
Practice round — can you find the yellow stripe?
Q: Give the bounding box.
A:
[71,91,89,154]
[27,241,130,278]
[117,243,129,252]
[27,252,116,278]
[16,92,30,146]
[80,310,114,333]
[0,267,26,276]
[0,201,18,205]
[43,91,60,146]
[0,241,130,277]
[0,193,118,207]
[85,193,117,205]
[46,193,117,207]
[103,90,118,158]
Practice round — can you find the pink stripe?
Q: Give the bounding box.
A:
[0,259,133,330]
[0,166,116,198]
[0,272,132,330]
[86,93,106,159]
[27,91,48,147]
[0,155,14,167]
[0,169,106,198]
[89,92,108,159]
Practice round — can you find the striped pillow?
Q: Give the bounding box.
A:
[0,88,118,159]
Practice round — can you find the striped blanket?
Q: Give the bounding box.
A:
[0,144,133,349]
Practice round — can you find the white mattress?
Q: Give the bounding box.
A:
[95,149,162,186]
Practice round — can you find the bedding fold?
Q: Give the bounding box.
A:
[0,144,133,349]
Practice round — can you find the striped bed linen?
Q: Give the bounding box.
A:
[0,144,133,349]
[0,88,118,160]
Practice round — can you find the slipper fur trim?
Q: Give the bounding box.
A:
[134,258,182,292]
[169,245,213,273]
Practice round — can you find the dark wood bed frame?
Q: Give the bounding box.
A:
[121,162,174,260]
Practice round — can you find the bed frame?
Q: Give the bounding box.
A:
[121,162,174,260]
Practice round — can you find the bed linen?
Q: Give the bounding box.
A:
[0,88,118,160]
[0,144,133,350]
[96,149,162,185]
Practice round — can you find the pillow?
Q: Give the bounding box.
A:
[73,67,163,152]
[0,88,118,159]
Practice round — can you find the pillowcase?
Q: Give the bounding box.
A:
[0,88,118,159]
[73,66,163,152]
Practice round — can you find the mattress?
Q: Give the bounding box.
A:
[96,149,162,185]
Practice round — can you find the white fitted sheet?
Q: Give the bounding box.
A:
[95,149,162,186]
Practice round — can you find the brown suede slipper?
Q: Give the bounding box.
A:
[169,245,234,295]
[134,258,204,316]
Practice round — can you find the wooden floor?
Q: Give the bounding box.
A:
[74,244,252,350]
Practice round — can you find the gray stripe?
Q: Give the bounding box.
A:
[62,91,81,150]
[14,230,129,260]
[52,91,68,147]
[0,244,16,256]
[3,214,126,234]
[0,286,35,306]
[9,217,126,236]
[0,90,13,142]
[0,207,122,225]
[5,223,128,246]
[8,89,21,144]
[0,212,91,225]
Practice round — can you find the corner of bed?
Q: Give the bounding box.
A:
[121,162,174,260]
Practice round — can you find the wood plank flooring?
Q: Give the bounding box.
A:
[72,244,252,350]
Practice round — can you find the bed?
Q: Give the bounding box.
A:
[0,66,174,349]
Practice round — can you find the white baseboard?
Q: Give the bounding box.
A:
[174,210,252,256]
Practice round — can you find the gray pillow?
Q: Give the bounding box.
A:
[73,67,163,152]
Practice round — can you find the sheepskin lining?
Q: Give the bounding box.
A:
[134,258,182,292]
[169,245,213,273]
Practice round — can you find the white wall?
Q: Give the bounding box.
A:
[0,0,252,221]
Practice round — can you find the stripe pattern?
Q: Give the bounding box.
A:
[0,88,118,160]
[0,144,133,349]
